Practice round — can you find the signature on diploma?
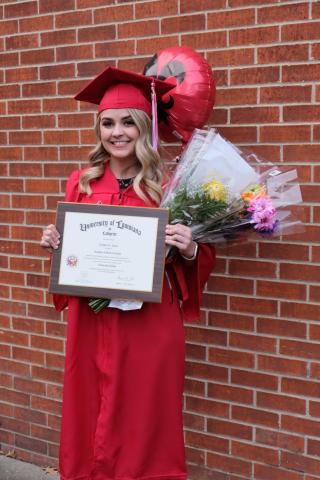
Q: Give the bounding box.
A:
[117,275,134,283]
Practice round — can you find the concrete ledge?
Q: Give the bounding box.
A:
[0,456,59,480]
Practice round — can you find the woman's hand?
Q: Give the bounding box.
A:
[165,224,197,260]
[40,224,60,251]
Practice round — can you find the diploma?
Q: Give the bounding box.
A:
[49,202,169,303]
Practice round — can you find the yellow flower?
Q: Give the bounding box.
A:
[203,180,227,202]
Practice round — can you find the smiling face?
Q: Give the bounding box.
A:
[99,109,140,164]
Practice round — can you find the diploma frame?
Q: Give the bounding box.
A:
[49,202,169,302]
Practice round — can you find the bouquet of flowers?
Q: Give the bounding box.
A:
[161,128,302,245]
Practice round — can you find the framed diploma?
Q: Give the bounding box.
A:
[49,202,169,302]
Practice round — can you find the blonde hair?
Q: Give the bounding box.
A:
[79,109,166,205]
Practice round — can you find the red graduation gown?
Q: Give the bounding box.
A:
[55,166,215,480]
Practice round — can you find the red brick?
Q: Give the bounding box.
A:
[22,82,56,97]
[12,346,45,365]
[77,60,115,78]
[186,361,227,382]
[14,378,46,396]
[208,418,252,440]
[260,85,311,104]
[162,14,204,34]
[230,332,276,353]
[313,43,320,61]
[44,130,78,145]
[208,311,254,331]
[209,348,254,368]
[232,369,278,391]
[208,384,253,405]
[231,66,279,86]
[15,434,47,454]
[39,0,75,13]
[57,44,93,62]
[19,14,53,32]
[95,40,133,58]
[282,22,320,42]
[0,178,23,192]
[10,257,42,272]
[308,439,320,457]
[230,26,279,46]
[0,358,30,376]
[207,48,254,68]
[282,377,320,397]
[9,130,41,145]
[40,64,75,80]
[6,33,38,50]
[230,297,277,316]
[0,52,19,68]
[256,428,304,454]
[186,343,206,361]
[21,48,55,65]
[186,396,228,418]
[55,10,92,28]
[23,115,55,129]
[232,441,278,465]
[254,463,303,480]
[0,84,19,100]
[12,316,44,334]
[8,99,41,114]
[207,451,251,477]
[260,125,311,143]
[11,195,44,209]
[258,44,308,64]
[0,240,23,255]
[258,316,306,343]
[136,36,180,56]
[282,265,320,293]
[256,280,306,301]
[185,326,227,345]
[212,9,256,29]
[0,19,18,35]
[259,242,308,261]
[282,451,320,476]
[24,146,58,161]
[283,64,320,82]
[232,405,279,428]
[229,259,276,277]
[186,431,229,453]
[6,66,38,83]
[94,4,133,23]
[0,117,21,132]
[284,105,320,123]
[11,226,42,241]
[310,401,320,418]
[184,411,205,430]
[258,3,308,23]
[281,302,320,322]
[180,0,226,13]
[5,1,37,18]
[41,29,76,48]
[257,392,306,414]
[181,31,227,50]
[78,25,116,42]
[32,366,63,383]
[231,106,279,124]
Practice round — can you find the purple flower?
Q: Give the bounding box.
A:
[247,196,276,232]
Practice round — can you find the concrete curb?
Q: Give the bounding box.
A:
[0,456,59,480]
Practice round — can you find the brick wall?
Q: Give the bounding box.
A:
[0,0,320,478]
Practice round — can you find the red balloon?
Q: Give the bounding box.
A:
[143,46,215,143]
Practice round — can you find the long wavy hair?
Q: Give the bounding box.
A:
[79,109,166,205]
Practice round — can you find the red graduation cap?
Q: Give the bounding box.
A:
[74,66,173,117]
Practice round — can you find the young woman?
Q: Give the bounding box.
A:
[41,66,215,480]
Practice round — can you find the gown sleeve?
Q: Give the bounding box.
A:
[52,170,81,312]
[171,243,216,322]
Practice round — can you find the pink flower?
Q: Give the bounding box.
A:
[247,196,276,231]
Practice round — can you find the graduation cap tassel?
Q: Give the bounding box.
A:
[151,79,158,151]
